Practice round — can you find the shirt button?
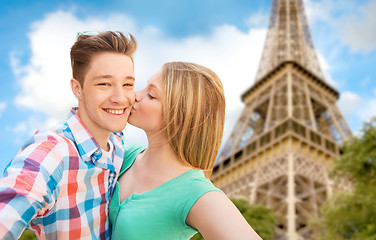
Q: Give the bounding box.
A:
[95,149,100,154]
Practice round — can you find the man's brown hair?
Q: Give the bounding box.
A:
[70,31,137,86]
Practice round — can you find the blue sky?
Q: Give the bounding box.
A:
[0,0,375,176]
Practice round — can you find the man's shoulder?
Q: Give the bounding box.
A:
[6,128,76,175]
[35,128,73,143]
[19,128,76,156]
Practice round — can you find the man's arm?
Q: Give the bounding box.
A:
[0,133,64,239]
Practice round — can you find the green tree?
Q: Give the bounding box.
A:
[191,197,277,240]
[310,117,376,239]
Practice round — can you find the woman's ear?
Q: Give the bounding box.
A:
[71,78,83,99]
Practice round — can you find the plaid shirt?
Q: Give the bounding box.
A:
[0,108,125,240]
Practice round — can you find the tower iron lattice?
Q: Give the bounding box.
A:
[211,0,351,239]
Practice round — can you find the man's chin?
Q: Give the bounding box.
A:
[111,125,127,133]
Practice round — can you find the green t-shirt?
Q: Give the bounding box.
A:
[109,144,223,240]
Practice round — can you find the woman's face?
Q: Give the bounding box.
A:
[128,69,163,134]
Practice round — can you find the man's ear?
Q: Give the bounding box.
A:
[71,78,83,99]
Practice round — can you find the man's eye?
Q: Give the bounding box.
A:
[124,83,134,87]
[98,83,110,86]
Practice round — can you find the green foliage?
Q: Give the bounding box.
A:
[330,118,376,187]
[191,197,277,240]
[310,118,376,240]
[311,189,376,240]
[18,230,37,240]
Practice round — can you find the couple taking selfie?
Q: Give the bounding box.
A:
[0,31,262,240]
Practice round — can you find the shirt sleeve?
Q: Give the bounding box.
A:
[0,132,65,239]
[178,173,224,226]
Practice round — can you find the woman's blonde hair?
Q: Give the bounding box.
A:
[161,62,225,178]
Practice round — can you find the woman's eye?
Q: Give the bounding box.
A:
[98,83,110,86]
[148,93,156,100]
[124,83,134,87]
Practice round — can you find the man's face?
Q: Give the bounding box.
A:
[72,52,135,141]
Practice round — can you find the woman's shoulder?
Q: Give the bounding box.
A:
[175,170,224,223]
[183,170,221,191]
[175,170,223,203]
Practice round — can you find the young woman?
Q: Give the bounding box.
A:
[109,62,262,240]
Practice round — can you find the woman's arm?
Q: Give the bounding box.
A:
[186,191,262,240]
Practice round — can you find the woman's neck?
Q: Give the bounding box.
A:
[142,132,190,173]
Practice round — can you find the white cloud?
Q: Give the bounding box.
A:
[316,52,338,86]
[315,51,348,91]
[11,10,267,145]
[304,0,334,24]
[0,102,6,118]
[10,116,59,136]
[304,0,355,25]
[337,91,376,132]
[245,11,269,28]
[340,0,376,54]
[359,98,376,122]
[337,91,363,117]
[316,53,330,74]
[11,122,27,135]
[305,0,376,54]
[361,76,371,87]
[5,116,61,147]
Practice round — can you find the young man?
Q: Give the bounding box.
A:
[0,31,137,239]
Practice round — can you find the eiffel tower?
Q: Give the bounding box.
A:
[211,0,352,239]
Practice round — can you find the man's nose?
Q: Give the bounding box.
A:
[110,85,128,104]
[134,90,142,102]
